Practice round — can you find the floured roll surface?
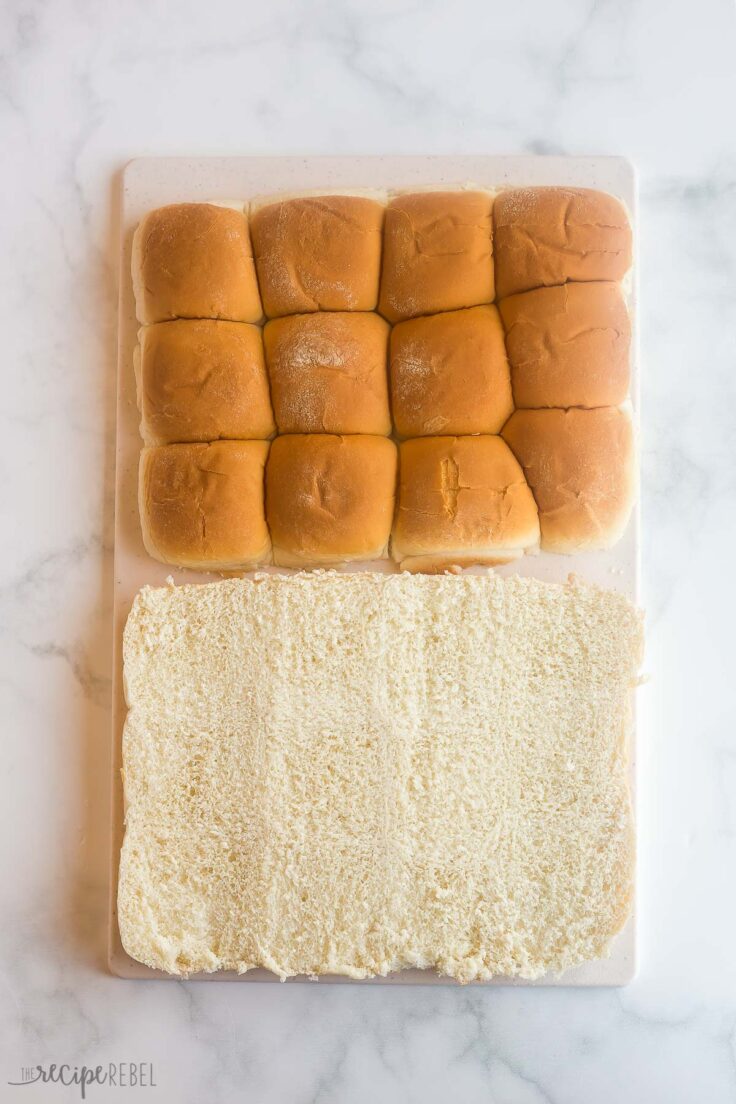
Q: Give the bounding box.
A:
[494,187,632,299]
[264,312,391,436]
[119,572,641,982]
[389,306,513,438]
[250,195,384,317]
[378,191,495,322]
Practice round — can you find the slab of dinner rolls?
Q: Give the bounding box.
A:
[265,434,397,567]
[494,187,632,299]
[502,407,635,552]
[264,312,391,435]
[139,441,271,570]
[499,282,631,409]
[390,305,513,437]
[250,194,384,317]
[392,435,540,572]
[378,191,494,322]
[136,320,275,446]
[132,203,262,324]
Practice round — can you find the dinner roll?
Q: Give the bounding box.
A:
[139,441,271,570]
[378,191,494,322]
[390,305,513,437]
[494,188,632,299]
[264,312,391,435]
[132,204,262,324]
[499,282,631,409]
[392,436,540,572]
[250,195,384,317]
[502,407,635,552]
[266,435,397,566]
[137,320,275,446]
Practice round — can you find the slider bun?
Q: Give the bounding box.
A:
[250,195,384,317]
[132,204,262,324]
[392,435,540,572]
[138,320,275,446]
[378,191,494,322]
[494,188,632,299]
[264,312,391,435]
[249,187,387,210]
[390,305,513,437]
[139,441,271,570]
[499,282,631,409]
[266,435,397,567]
[502,407,635,552]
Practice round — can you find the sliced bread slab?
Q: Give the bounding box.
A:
[118,572,642,982]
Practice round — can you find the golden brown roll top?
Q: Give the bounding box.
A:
[392,435,540,572]
[137,320,275,445]
[265,434,397,567]
[250,195,384,317]
[264,312,391,435]
[390,305,513,437]
[502,407,635,552]
[131,187,636,573]
[499,282,631,409]
[494,187,632,299]
[379,191,494,322]
[132,203,263,324]
[137,413,635,570]
[139,441,271,570]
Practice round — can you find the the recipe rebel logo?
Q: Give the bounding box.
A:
[8,1062,157,1097]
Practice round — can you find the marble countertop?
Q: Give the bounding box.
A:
[2,0,735,1100]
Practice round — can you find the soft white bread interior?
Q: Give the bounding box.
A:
[118,572,642,981]
[265,434,397,567]
[139,441,271,570]
[392,435,540,571]
[137,320,275,445]
[132,203,263,325]
[502,407,636,553]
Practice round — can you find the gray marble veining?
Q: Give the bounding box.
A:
[1,0,736,1100]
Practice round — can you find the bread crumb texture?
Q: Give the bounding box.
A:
[119,568,640,983]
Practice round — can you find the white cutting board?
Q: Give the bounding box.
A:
[109,155,640,985]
